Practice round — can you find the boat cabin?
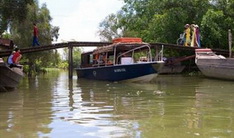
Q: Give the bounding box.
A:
[0,38,14,51]
[80,38,156,68]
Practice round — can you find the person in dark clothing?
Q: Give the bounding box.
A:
[32,23,40,46]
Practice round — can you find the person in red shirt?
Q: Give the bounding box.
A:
[33,23,40,46]
[12,48,22,64]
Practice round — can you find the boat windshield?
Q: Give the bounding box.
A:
[115,44,152,65]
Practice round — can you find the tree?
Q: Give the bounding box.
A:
[97,13,123,42]
[73,47,82,68]
[9,1,60,75]
[61,47,82,68]
[0,0,33,36]
[201,0,234,48]
[98,0,233,49]
[201,9,225,48]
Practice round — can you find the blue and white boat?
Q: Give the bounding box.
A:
[76,38,164,82]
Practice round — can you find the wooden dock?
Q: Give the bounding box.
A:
[0,41,231,57]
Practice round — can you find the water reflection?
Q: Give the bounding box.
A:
[194,79,234,137]
[0,71,60,137]
[0,72,234,138]
[78,79,165,118]
[75,79,166,137]
[72,76,192,137]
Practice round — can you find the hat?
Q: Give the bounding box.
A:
[14,48,20,52]
[184,24,190,28]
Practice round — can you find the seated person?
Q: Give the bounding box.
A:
[106,60,113,65]
[11,48,22,68]
[98,53,105,65]
[12,48,22,64]
[7,51,15,67]
[139,56,148,62]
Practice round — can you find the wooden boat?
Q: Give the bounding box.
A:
[0,58,24,91]
[0,38,14,50]
[159,55,195,74]
[159,63,185,74]
[76,38,165,82]
[159,57,185,74]
[195,48,234,80]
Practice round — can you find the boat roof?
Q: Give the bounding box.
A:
[195,48,212,53]
[92,42,149,54]
[81,37,149,56]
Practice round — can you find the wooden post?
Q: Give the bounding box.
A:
[228,29,232,58]
[161,45,164,61]
[68,44,73,79]
[154,45,158,61]
[113,46,116,65]
[68,79,74,110]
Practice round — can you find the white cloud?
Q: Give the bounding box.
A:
[40,0,123,43]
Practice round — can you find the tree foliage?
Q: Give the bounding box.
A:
[0,0,34,35]
[97,13,122,41]
[5,1,61,75]
[1,0,83,75]
[98,0,234,49]
[61,47,82,68]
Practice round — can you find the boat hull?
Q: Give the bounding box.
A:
[0,63,23,91]
[196,58,234,80]
[76,61,164,82]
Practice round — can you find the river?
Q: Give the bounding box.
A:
[0,71,234,138]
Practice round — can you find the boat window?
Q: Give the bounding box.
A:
[134,51,150,62]
[107,55,114,65]
[81,53,93,67]
[89,54,93,64]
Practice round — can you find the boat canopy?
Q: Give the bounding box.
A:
[93,42,148,54]
[79,37,164,68]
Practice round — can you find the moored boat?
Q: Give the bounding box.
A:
[159,63,185,74]
[195,48,234,80]
[159,55,195,74]
[0,58,24,91]
[76,38,165,82]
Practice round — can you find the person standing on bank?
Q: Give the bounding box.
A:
[33,23,40,46]
[184,24,191,46]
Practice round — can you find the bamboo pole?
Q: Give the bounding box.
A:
[228,29,232,58]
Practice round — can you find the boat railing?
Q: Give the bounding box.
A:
[0,58,3,63]
[115,44,152,65]
[154,45,164,61]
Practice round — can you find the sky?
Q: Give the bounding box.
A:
[39,0,124,43]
